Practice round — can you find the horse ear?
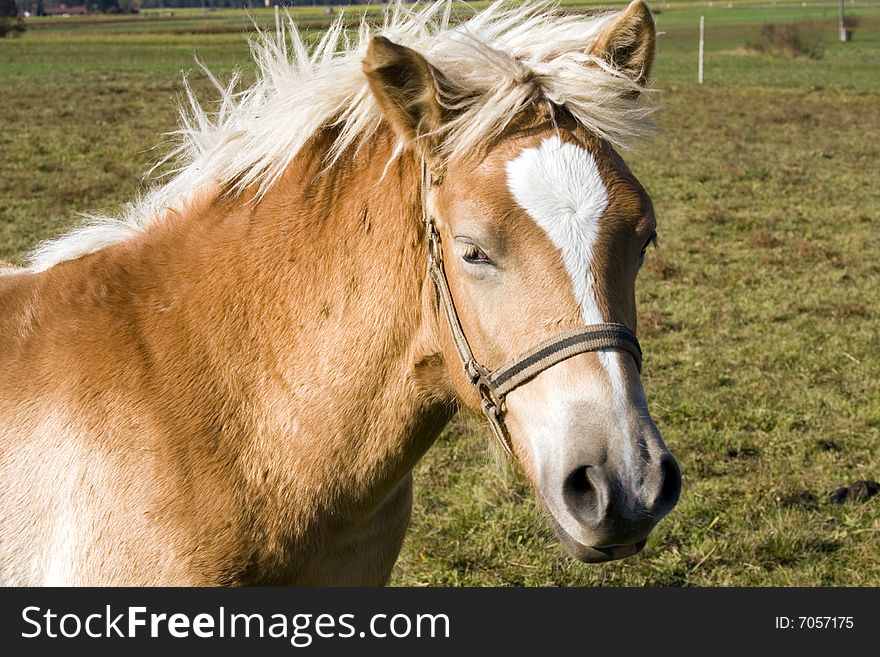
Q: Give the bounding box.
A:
[590,0,656,85]
[363,36,445,157]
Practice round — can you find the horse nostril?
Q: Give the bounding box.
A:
[658,455,682,510]
[562,465,606,525]
[566,465,592,496]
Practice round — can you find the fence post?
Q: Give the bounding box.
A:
[699,16,705,84]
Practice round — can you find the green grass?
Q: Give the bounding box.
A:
[1,3,878,586]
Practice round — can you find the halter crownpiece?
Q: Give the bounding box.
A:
[420,161,643,456]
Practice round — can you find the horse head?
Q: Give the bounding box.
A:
[363,0,680,562]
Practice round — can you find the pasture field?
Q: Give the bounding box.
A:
[1,2,878,585]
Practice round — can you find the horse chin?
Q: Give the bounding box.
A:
[546,513,647,563]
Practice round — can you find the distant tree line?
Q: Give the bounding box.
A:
[13,0,379,12]
[0,0,25,37]
[134,0,377,7]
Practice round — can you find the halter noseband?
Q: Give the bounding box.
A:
[421,161,643,457]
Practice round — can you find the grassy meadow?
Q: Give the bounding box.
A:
[1,2,878,586]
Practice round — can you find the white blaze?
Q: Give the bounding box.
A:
[505,136,637,501]
[505,136,607,324]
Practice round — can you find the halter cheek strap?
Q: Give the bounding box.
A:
[421,161,642,456]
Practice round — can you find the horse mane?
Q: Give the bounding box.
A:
[29,0,658,272]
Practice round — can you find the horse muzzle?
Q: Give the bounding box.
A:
[541,453,682,563]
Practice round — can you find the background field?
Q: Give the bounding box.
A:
[1,2,878,585]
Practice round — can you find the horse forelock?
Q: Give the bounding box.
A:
[27,0,658,272]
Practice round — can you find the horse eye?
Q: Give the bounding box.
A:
[462,245,493,265]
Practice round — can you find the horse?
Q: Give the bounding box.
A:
[0,0,680,585]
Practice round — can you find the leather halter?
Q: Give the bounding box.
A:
[421,161,643,457]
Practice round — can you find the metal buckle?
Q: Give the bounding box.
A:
[468,362,505,419]
[426,219,442,266]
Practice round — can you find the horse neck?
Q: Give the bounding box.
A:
[142,128,454,522]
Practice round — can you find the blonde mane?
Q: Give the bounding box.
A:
[29,0,658,272]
